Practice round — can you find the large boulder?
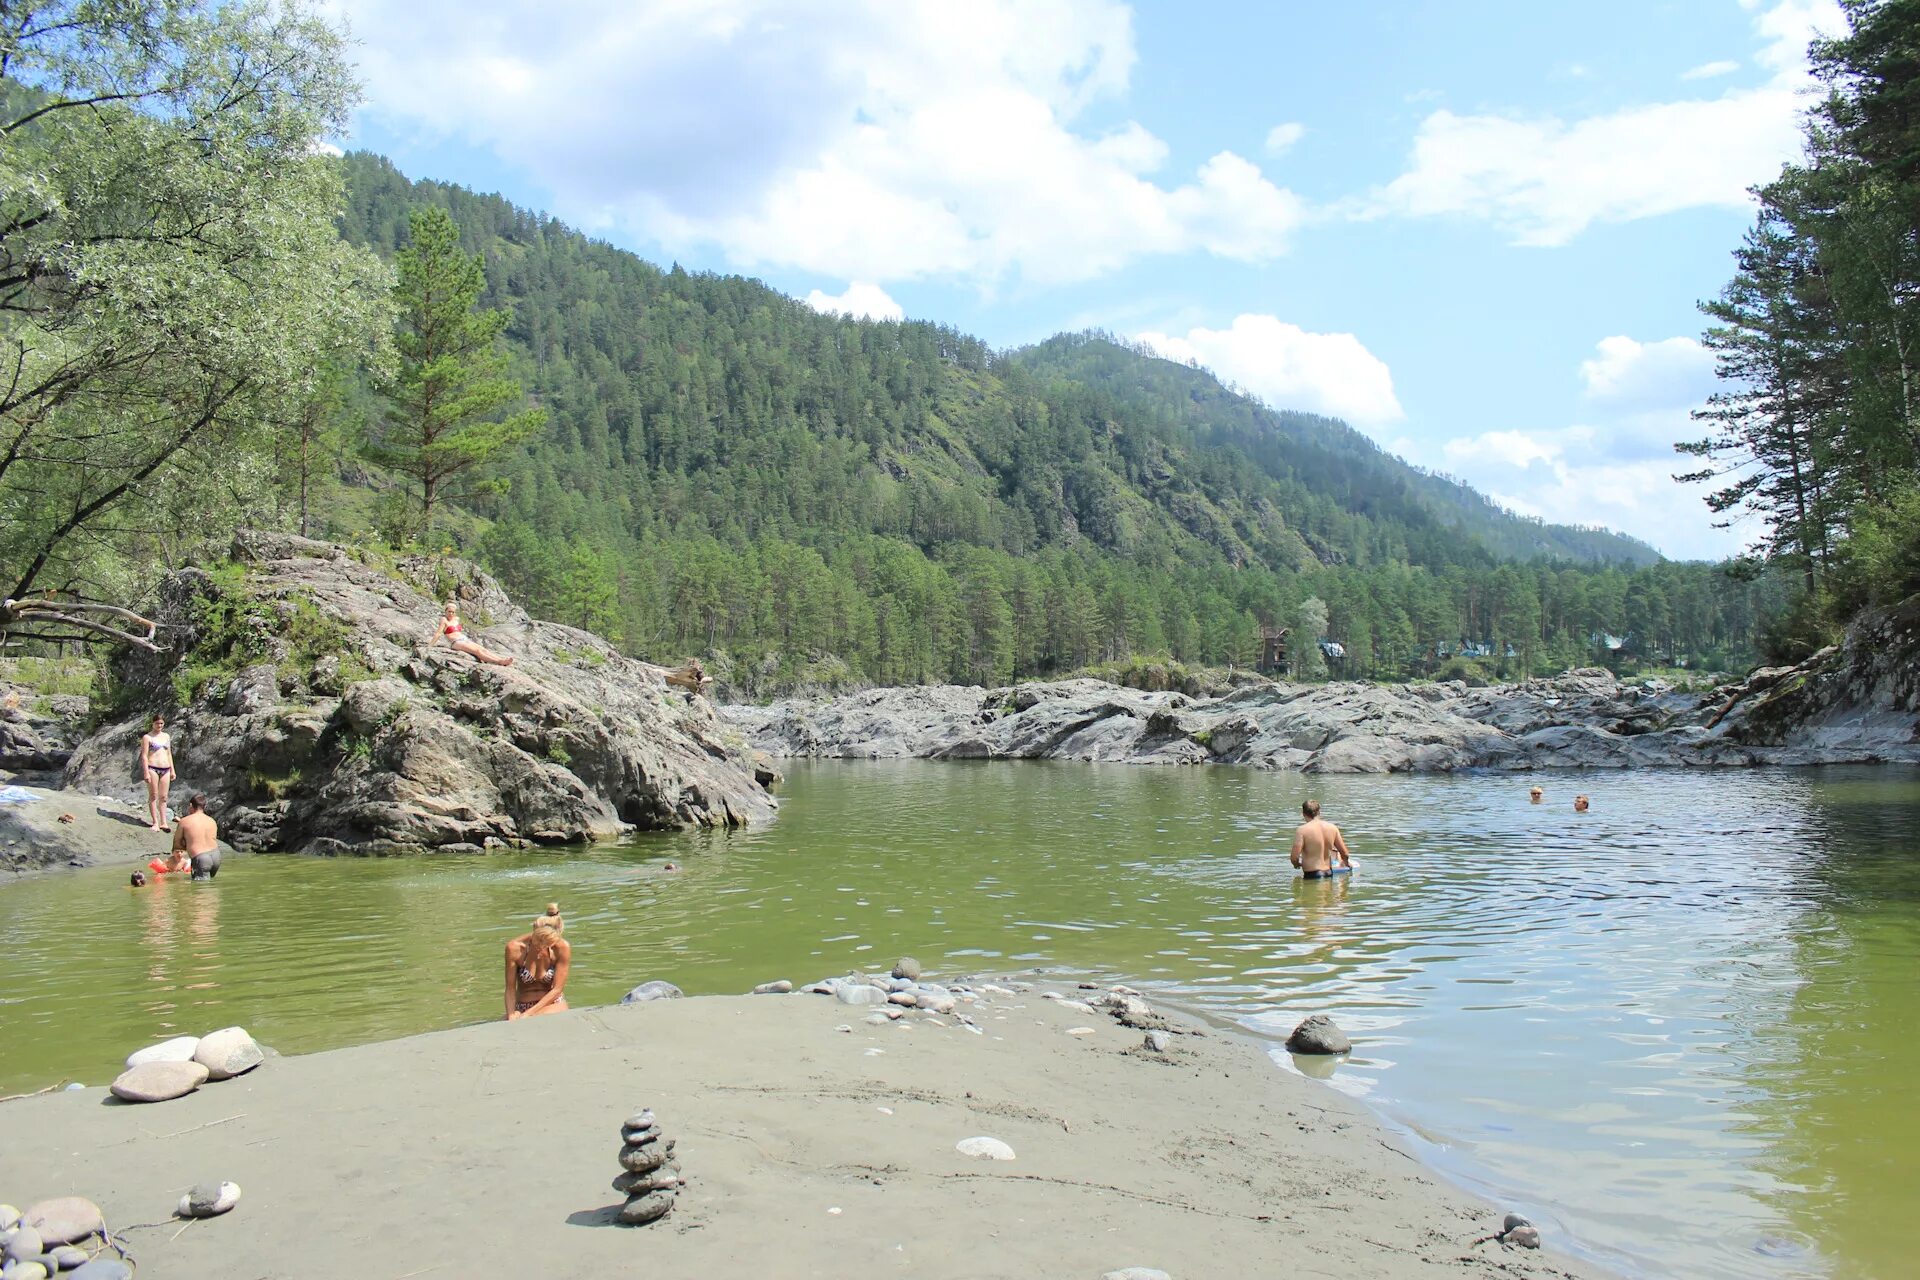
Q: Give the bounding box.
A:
[63,533,777,852]
[110,1060,210,1103]
[20,1197,104,1247]
[193,1026,263,1080]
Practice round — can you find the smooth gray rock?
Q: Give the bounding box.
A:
[623,1109,656,1131]
[19,1200,101,1250]
[177,1182,240,1219]
[613,1167,681,1196]
[750,979,793,994]
[193,1026,262,1079]
[2,1228,43,1264]
[616,1191,675,1226]
[125,1036,200,1069]
[1144,1029,1172,1053]
[3,1261,50,1280]
[834,984,886,1006]
[0,1208,15,1233]
[955,1136,1015,1161]
[891,956,922,981]
[67,1263,132,1280]
[1507,1226,1542,1249]
[110,1059,209,1102]
[1285,1014,1352,1055]
[46,1246,87,1271]
[620,980,684,1004]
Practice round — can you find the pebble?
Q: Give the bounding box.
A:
[620,980,685,1004]
[1066,1027,1095,1036]
[914,991,957,1015]
[1285,1014,1353,1056]
[1102,1270,1172,1280]
[887,992,917,1006]
[67,1262,131,1280]
[622,1126,662,1148]
[1144,1030,1172,1053]
[1503,1213,1532,1233]
[750,980,793,995]
[124,1035,201,1070]
[864,1012,891,1025]
[891,956,922,981]
[834,984,886,1006]
[612,1168,680,1196]
[3,1262,49,1280]
[620,1141,675,1174]
[0,1209,14,1233]
[624,1109,656,1131]
[1506,1226,1541,1250]
[177,1182,241,1219]
[887,976,915,992]
[955,1136,1016,1161]
[884,1008,904,1020]
[47,1247,87,1270]
[2,1229,44,1265]
[982,984,1016,997]
[616,1192,675,1226]
[109,1059,209,1103]
[193,1027,264,1080]
[22,1198,104,1248]
[1057,999,1098,1015]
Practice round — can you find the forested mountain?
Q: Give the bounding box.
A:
[326,153,1780,688]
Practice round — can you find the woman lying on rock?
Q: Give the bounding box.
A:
[505,903,570,1020]
[432,600,514,667]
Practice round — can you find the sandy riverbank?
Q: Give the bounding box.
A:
[0,984,1605,1280]
[0,781,238,879]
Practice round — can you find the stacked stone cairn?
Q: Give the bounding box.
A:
[613,1109,681,1226]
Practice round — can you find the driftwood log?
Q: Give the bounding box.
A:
[660,659,713,696]
[0,595,160,651]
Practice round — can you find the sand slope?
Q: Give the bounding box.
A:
[0,990,1605,1279]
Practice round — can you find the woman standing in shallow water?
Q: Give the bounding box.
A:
[505,904,570,1020]
[139,714,174,831]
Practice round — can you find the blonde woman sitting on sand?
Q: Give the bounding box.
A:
[432,600,514,666]
[505,904,570,1020]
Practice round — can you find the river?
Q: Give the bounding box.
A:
[3,762,1916,1279]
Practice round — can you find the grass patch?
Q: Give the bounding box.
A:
[0,655,98,699]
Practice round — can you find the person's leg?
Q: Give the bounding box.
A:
[156,771,171,829]
[146,772,162,829]
[454,638,513,667]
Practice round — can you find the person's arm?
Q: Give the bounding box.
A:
[504,942,522,1020]
[1289,827,1303,869]
[171,824,188,855]
[139,737,151,776]
[1333,827,1352,867]
[522,942,571,1016]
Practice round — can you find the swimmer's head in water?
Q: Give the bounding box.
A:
[1529,786,1543,800]
[1302,799,1321,819]
[1574,794,1590,811]
[130,870,147,887]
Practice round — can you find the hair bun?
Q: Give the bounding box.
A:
[545,902,560,917]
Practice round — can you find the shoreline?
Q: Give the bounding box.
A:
[0,781,240,881]
[0,982,1610,1280]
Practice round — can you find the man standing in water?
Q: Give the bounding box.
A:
[172,793,221,880]
[1291,799,1352,880]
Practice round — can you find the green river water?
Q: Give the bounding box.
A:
[3,762,1917,1279]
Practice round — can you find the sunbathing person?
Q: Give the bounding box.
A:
[432,601,513,666]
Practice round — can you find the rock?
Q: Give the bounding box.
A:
[613,1168,681,1197]
[19,1200,101,1249]
[914,990,957,1014]
[620,980,684,1004]
[2,1228,43,1264]
[110,1058,210,1102]
[955,1136,1016,1161]
[1285,1014,1352,1055]
[66,1264,131,1280]
[834,984,886,1006]
[1102,1270,1173,1280]
[46,1247,87,1271]
[616,1192,675,1226]
[1503,1213,1533,1233]
[623,1108,656,1131]
[176,1182,241,1219]
[891,956,922,981]
[750,979,793,994]
[3,1262,49,1280]
[619,1141,675,1174]
[192,1026,263,1079]
[621,1126,662,1148]
[1507,1226,1541,1249]
[125,1035,201,1069]
[1144,1029,1172,1053]
[0,1209,15,1233]
[887,991,917,1006]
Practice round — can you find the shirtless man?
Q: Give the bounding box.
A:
[172,793,221,880]
[1290,799,1352,880]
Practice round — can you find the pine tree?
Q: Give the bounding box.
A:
[371,207,546,538]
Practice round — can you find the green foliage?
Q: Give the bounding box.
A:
[0,655,97,699]
[0,1,390,604]
[1833,485,1920,614]
[171,568,356,703]
[544,741,572,767]
[367,206,546,538]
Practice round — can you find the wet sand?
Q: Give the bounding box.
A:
[0,987,1605,1280]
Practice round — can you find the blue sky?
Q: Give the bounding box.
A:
[325,0,1846,561]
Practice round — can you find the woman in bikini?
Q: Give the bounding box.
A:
[139,715,174,831]
[504,903,571,1019]
[431,601,513,666]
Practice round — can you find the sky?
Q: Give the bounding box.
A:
[321,0,1849,562]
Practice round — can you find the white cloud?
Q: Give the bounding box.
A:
[329,0,1304,286]
[1579,335,1717,411]
[804,281,905,321]
[1371,0,1845,245]
[1443,429,1566,470]
[1135,314,1404,427]
[1265,121,1306,153]
[311,139,346,157]
[1681,59,1741,80]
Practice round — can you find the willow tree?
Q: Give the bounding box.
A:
[0,0,389,647]
[369,206,546,538]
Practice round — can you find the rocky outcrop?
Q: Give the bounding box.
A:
[0,683,87,777]
[62,531,775,852]
[723,607,1920,773]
